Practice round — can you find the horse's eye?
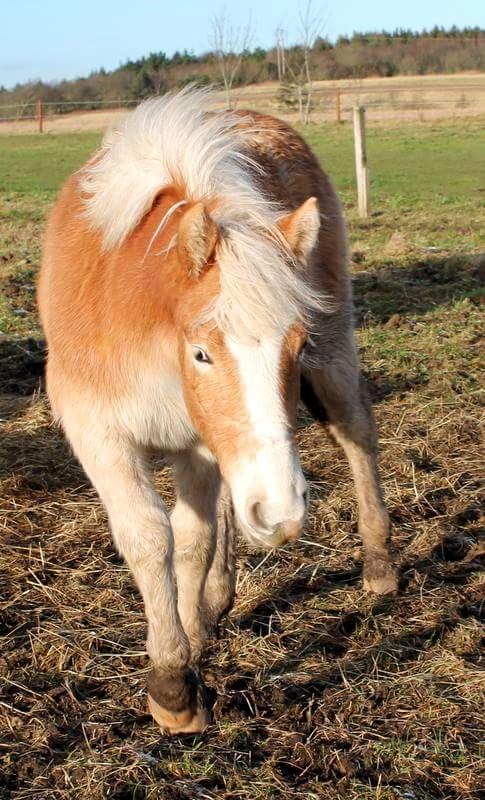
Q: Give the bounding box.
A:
[193,347,212,365]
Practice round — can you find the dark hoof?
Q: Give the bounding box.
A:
[147,667,211,734]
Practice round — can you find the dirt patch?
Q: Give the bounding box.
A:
[0,337,45,394]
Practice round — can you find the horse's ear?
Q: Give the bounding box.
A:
[178,202,218,278]
[278,197,320,264]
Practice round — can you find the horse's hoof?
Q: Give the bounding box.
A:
[147,666,211,735]
[148,693,211,734]
[363,560,398,595]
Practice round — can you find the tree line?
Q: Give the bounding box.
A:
[1,25,483,112]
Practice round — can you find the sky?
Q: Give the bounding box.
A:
[1,0,484,88]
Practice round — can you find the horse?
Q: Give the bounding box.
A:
[38,89,397,735]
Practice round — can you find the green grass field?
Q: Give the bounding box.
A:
[1,118,484,800]
[1,118,484,203]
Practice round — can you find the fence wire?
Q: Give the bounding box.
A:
[1,85,484,125]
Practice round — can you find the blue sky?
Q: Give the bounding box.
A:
[2,0,484,88]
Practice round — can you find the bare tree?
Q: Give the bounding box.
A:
[274,26,287,81]
[285,1,321,124]
[142,53,168,96]
[300,1,320,123]
[210,7,253,109]
[145,65,166,95]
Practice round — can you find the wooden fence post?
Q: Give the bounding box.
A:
[36,99,43,133]
[335,88,341,123]
[353,106,369,217]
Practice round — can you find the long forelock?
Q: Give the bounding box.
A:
[81,87,329,336]
[207,218,326,339]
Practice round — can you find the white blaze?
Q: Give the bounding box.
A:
[225,333,307,544]
[227,334,289,442]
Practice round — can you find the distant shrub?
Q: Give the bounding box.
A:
[177,74,211,88]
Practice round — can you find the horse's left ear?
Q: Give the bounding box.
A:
[177,202,218,278]
[278,197,320,264]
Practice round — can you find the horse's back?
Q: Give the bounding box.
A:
[233,111,349,302]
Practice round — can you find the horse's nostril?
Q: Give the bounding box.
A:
[302,489,309,507]
[247,499,266,530]
[253,501,267,528]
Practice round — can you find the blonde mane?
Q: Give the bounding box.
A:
[81,88,327,336]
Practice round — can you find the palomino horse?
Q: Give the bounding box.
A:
[38,90,397,734]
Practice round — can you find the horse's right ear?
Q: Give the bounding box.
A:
[177,203,218,278]
[277,197,320,265]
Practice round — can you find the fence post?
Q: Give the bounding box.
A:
[335,88,341,123]
[353,106,369,217]
[36,99,43,133]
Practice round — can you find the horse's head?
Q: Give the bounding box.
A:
[174,197,321,549]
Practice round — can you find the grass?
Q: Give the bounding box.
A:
[307,117,485,202]
[0,132,101,195]
[0,115,484,800]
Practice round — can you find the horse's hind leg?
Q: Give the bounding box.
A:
[302,338,397,595]
[171,447,236,662]
[203,480,236,634]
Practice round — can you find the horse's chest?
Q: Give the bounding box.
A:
[114,369,196,451]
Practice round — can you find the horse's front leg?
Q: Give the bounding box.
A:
[302,334,398,595]
[58,401,209,734]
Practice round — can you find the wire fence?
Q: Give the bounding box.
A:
[0,98,139,122]
[1,83,484,129]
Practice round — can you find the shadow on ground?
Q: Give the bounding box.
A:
[352,252,484,323]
